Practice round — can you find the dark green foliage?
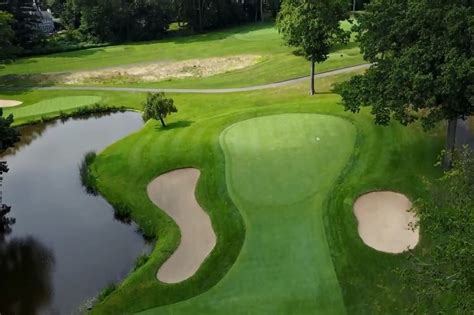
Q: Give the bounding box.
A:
[133,253,150,271]
[400,148,474,313]
[1,0,44,49]
[142,92,177,127]
[0,109,19,238]
[0,11,20,61]
[79,151,97,195]
[97,284,116,303]
[337,1,473,141]
[40,104,127,124]
[277,0,350,94]
[112,202,132,221]
[0,109,20,152]
[74,0,173,42]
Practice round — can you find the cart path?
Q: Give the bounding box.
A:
[6,64,369,94]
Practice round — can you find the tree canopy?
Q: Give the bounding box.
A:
[142,92,177,127]
[0,11,19,62]
[277,0,350,94]
[337,0,473,163]
[0,0,44,49]
[400,148,474,313]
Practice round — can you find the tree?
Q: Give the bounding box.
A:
[399,148,474,313]
[75,0,172,42]
[1,0,44,49]
[277,0,350,95]
[337,0,473,168]
[0,11,20,62]
[0,109,20,151]
[142,92,177,127]
[0,109,20,237]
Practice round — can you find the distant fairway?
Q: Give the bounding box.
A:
[139,114,356,314]
[5,96,102,120]
[0,23,363,89]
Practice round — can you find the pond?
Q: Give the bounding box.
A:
[0,112,150,315]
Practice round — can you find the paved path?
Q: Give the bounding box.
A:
[23,64,370,94]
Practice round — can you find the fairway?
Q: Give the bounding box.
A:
[4,95,102,120]
[139,114,356,314]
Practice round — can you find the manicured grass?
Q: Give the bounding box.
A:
[3,95,102,122]
[69,75,441,314]
[1,71,444,313]
[0,22,364,89]
[136,114,355,314]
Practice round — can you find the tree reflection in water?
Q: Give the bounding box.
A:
[0,237,54,315]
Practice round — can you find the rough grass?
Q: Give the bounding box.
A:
[79,151,98,195]
[0,71,444,314]
[80,78,442,314]
[0,22,364,89]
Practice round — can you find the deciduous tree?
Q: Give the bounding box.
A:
[277,0,350,95]
[142,92,177,128]
[400,148,474,313]
[0,11,19,62]
[337,0,473,168]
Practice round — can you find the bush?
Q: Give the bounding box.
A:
[133,253,150,271]
[79,151,97,195]
[97,283,116,302]
[112,202,132,222]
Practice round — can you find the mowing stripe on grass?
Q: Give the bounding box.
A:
[139,113,356,314]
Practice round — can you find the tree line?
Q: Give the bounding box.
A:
[0,0,290,57]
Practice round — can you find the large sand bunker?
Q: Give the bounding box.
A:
[0,100,22,108]
[353,191,419,253]
[147,168,216,283]
[61,55,260,84]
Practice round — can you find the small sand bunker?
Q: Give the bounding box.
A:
[147,168,216,283]
[0,100,22,108]
[353,191,419,253]
[62,55,260,84]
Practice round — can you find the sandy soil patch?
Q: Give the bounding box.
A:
[0,100,22,108]
[353,191,419,253]
[147,168,216,283]
[62,55,260,84]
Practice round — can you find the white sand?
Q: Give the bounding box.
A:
[353,191,419,253]
[147,168,216,283]
[0,100,22,108]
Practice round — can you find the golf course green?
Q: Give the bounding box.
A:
[136,114,356,314]
[0,18,445,314]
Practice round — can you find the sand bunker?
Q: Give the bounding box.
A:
[147,168,216,283]
[0,100,22,108]
[62,55,260,84]
[353,191,419,253]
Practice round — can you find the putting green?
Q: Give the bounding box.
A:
[139,113,356,314]
[5,96,102,120]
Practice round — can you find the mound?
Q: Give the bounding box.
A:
[353,191,419,253]
[0,100,22,108]
[147,168,216,283]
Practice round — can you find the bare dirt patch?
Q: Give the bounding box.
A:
[147,168,216,283]
[353,191,419,253]
[61,55,260,84]
[0,100,22,108]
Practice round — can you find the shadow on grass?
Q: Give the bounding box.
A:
[155,120,194,131]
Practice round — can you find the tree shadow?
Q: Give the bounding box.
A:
[155,120,194,131]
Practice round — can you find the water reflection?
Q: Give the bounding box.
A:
[0,112,149,314]
[0,237,54,315]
